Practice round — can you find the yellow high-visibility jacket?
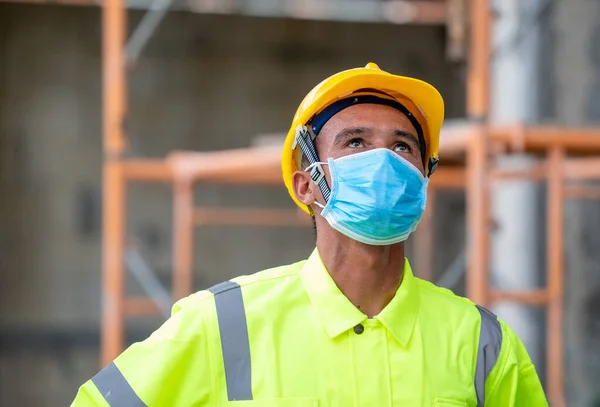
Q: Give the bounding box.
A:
[72,249,548,406]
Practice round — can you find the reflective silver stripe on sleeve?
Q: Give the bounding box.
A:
[91,362,148,407]
[209,281,253,401]
[474,305,503,407]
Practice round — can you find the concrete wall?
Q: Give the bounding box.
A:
[0,5,463,405]
[553,1,600,405]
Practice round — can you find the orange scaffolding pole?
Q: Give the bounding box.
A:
[547,147,565,406]
[465,0,491,308]
[101,0,127,366]
[172,179,194,302]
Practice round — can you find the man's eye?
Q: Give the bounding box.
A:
[394,142,411,152]
[348,139,363,148]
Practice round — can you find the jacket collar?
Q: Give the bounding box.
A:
[299,248,420,347]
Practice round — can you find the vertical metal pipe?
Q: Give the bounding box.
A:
[103,0,127,155]
[467,0,490,119]
[466,0,491,306]
[466,128,490,306]
[172,180,194,302]
[547,146,565,407]
[101,0,127,366]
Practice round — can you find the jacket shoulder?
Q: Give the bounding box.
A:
[414,277,483,328]
[204,260,308,320]
[231,259,307,288]
[415,277,476,309]
[174,260,307,320]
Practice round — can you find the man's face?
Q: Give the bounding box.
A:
[292,103,425,210]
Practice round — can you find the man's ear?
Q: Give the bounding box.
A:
[292,170,316,207]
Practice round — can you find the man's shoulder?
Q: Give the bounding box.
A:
[413,277,485,327]
[230,259,307,289]
[413,278,525,352]
[414,277,476,310]
[172,259,308,319]
[193,259,308,306]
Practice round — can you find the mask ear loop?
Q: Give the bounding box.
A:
[304,162,328,210]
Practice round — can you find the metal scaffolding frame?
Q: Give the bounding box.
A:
[98,0,600,406]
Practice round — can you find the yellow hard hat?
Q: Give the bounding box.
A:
[282,62,445,215]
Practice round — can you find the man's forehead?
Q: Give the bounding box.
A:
[319,103,418,138]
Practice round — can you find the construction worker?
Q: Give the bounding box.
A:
[71,63,548,406]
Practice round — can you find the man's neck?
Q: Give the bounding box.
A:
[316,232,405,318]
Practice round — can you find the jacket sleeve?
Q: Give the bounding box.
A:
[70,292,215,407]
[484,321,549,407]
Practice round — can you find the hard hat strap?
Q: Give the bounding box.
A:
[293,126,332,202]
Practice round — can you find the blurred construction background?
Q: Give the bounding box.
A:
[1,0,600,406]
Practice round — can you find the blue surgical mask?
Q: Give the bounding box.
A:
[307,148,428,245]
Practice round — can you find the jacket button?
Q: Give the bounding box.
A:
[353,324,364,335]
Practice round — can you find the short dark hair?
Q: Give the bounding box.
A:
[300,153,310,171]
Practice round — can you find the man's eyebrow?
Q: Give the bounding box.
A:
[332,127,421,147]
[393,129,420,147]
[333,127,370,145]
